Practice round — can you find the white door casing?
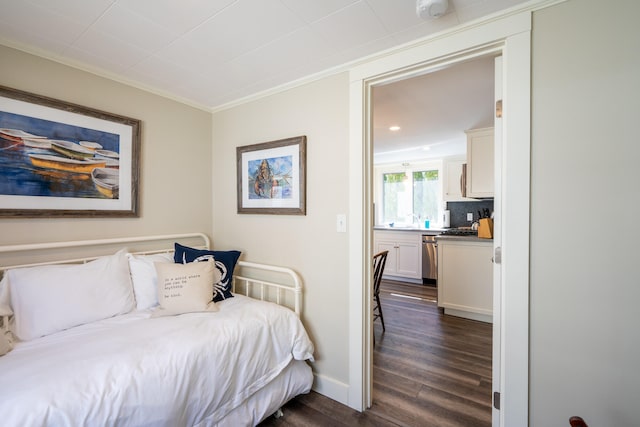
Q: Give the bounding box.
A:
[492,55,503,427]
[348,11,531,427]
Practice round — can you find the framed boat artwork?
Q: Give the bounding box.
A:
[0,85,140,217]
[236,136,306,215]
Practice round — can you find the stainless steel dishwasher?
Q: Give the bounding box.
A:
[422,235,437,285]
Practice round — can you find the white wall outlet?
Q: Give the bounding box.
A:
[337,214,347,233]
[467,212,474,221]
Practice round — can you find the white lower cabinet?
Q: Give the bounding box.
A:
[374,231,421,281]
[437,238,493,323]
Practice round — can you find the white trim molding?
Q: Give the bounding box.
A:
[348,10,532,427]
[312,373,350,407]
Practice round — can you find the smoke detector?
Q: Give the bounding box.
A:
[416,0,449,19]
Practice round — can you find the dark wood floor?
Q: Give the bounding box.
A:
[259,280,492,427]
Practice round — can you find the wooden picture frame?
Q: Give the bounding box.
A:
[236,136,306,215]
[0,85,140,217]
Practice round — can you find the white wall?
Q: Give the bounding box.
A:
[211,73,352,400]
[3,0,639,422]
[0,45,213,244]
[530,0,640,425]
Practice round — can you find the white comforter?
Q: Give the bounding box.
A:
[0,295,314,427]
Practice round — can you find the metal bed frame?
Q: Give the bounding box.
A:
[0,233,303,332]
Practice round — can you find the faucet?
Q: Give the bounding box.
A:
[407,213,421,225]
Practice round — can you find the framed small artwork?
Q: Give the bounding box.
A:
[0,85,140,217]
[236,136,306,215]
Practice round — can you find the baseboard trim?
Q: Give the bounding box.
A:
[311,372,350,407]
[444,307,493,323]
[381,274,422,285]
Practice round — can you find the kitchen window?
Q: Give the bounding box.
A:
[378,163,442,227]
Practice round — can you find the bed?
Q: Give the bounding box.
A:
[0,233,314,427]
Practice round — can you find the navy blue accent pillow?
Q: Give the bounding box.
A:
[174,243,241,302]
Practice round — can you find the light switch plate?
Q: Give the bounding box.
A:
[337,214,347,232]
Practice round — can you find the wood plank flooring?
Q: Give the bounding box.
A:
[259,280,492,427]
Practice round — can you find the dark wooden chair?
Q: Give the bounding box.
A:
[570,416,588,427]
[373,250,389,333]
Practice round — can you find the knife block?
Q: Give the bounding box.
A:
[478,218,493,239]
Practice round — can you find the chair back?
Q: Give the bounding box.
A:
[569,417,588,427]
[373,250,388,295]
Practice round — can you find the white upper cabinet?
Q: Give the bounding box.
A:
[444,158,473,201]
[444,158,464,201]
[465,127,494,198]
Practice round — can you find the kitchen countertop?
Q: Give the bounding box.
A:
[436,235,493,242]
[374,226,493,241]
[374,226,445,234]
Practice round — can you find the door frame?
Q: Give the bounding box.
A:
[347,11,531,427]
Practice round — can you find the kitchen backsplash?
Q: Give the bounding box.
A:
[446,200,494,228]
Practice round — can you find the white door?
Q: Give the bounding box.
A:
[492,55,503,427]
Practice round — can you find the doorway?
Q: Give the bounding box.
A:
[373,278,493,424]
[347,13,531,427]
[370,53,498,425]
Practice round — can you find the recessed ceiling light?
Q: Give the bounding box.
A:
[389,125,401,131]
[422,146,431,151]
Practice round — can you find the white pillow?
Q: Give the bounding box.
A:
[152,260,221,317]
[7,249,135,341]
[127,252,173,310]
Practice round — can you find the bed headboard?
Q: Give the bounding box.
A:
[0,233,303,318]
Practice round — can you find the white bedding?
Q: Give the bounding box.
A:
[0,294,314,427]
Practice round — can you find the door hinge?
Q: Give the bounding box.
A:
[496,99,503,118]
[493,246,502,264]
[493,391,501,410]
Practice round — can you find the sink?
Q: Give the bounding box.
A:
[384,222,418,229]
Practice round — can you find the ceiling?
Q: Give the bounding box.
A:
[373,54,496,164]
[0,0,528,162]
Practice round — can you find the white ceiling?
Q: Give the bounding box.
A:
[0,0,529,162]
[373,54,496,164]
